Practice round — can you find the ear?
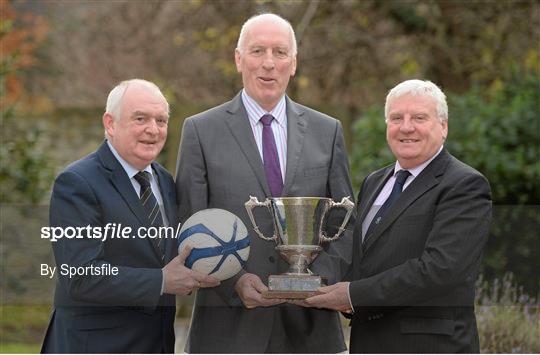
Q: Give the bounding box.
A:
[441,120,448,140]
[103,112,115,139]
[235,49,242,73]
[290,55,297,77]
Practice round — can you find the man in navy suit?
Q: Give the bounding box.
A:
[41,79,219,353]
[304,80,492,353]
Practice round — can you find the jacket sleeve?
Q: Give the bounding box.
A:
[176,118,209,223]
[310,120,356,285]
[175,117,245,306]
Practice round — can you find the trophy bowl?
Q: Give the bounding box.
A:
[245,196,354,299]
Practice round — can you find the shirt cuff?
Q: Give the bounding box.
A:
[347,282,355,313]
[160,269,165,295]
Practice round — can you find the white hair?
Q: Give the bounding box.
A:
[105,79,169,121]
[236,13,297,56]
[385,79,448,122]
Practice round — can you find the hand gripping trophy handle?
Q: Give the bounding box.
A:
[245,196,277,241]
[319,196,355,242]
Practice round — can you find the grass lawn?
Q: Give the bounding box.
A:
[0,306,49,354]
[0,343,41,353]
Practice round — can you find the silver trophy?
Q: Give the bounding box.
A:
[245,196,354,299]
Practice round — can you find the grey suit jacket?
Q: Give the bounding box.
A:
[348,149,492,353]
[175,93,354,353]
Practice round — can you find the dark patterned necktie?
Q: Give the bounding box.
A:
[365,169,411,238]
[134,171,165,257]
[260,114,283,197]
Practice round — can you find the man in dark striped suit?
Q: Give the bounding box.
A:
[305,79,492,353]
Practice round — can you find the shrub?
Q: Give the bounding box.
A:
[476,273,540,353]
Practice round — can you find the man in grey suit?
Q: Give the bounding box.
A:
[175,13,354,353]
[305,80,492,353]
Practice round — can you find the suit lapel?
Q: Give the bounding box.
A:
[363,150,451,253]
[98,141,166,264]
[351,212,364,269]
[282,97,307,196]
[98,142,148,226]
[153,164,178,263]
[354,167,393,261]
[358,167,394,225]
[152,164,176,229]
[224,93,271,196]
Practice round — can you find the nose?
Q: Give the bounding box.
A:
[145,119,159,135]
[262,50,275,70]
[400,117,415,133]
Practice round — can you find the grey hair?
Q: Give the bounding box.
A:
[105,78,169,121]
[236,13,297,56]
[385,79,448,122]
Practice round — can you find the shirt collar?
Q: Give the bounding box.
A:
[394,145,444,177]
[107,140,153,179]
[241,89,286,127]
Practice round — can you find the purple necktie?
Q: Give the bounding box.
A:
[260,114,283,197]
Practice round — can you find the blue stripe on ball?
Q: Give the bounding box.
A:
[185,237,250,272]
[179,219,250,274]
[178,223,221,245]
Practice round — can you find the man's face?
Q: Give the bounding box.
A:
[235,19,296,112]
[104,85,168,170]
[386,94,448,169]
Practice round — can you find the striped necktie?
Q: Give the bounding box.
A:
[134,171,165,258]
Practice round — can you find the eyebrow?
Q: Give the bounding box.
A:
[131,111,148,117]
[248,45,289,49]
[131,110,168,118]
[389,110,430,116]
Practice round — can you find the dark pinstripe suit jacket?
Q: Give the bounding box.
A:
[348,149,492,353]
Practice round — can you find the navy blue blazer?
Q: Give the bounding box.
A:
[348,149,492,353]
[41,141,178,353]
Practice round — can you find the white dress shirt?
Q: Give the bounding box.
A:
[241,89,287,182]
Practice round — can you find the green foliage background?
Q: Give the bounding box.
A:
[350,71,540,294]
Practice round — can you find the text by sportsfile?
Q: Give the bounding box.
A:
[40,223,182,242]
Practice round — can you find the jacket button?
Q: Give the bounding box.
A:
[269,256,275,263]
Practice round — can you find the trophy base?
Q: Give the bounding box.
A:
[263,274,323,299]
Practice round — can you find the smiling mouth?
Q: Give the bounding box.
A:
[258,77,276,83]
[399,139,419,143]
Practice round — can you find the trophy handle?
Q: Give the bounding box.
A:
[245,196,277,241]
[320,196,355,242]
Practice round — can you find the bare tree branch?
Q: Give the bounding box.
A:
[295,0,319,49]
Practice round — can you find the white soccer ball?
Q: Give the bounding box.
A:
[178,208,250,281]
